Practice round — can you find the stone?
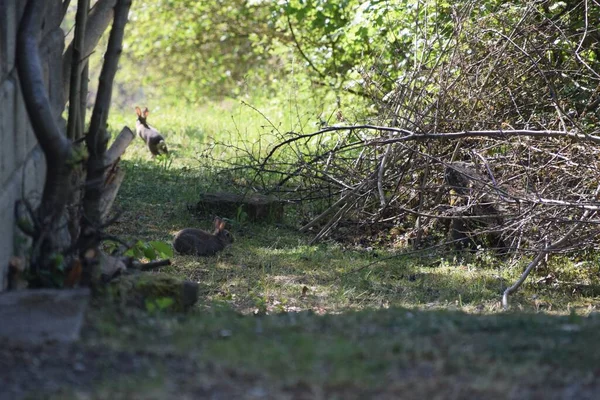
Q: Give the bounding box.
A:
[0,288,91,344]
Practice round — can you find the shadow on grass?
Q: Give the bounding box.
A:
[108,159,600,315]
[108,159,228,239]
[84,301,600,399]
[91,157,600,397]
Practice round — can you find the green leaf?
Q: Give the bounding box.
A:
[52,254,65,271]
[156,297,175,310]
[149,241,174,258]
[143,245,158,261]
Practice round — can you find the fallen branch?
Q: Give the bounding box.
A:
[502,184,600,309]
[131,259,172,271]
[299,173,375,233]
[371,128,600,145]
[260,125,592,168]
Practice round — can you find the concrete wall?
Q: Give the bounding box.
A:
[0,0,65,290]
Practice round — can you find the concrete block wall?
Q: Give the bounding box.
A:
[0,0,65,291]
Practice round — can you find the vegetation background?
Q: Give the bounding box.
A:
[94,0,600,312]
[26,0,600,397]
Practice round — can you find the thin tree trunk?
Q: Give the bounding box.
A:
[79,0,132,254]
[17,0,73,233]
[62,0,118,102]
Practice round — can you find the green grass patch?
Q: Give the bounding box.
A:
[106,151,600,315]
[90,97,600,398]
[84,304,600,397]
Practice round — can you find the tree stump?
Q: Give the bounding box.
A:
[193,192,285,223]
[110,273,199,312]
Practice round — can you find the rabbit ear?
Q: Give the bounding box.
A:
[213,217,225,231]
[135,106,142,116]
[143,108,150,118]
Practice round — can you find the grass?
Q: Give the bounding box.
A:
[106,153,600,315]
[104,98,600,315]
[80,303,600,398]
[67,99,600,398]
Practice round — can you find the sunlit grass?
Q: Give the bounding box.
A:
[86,90,600,398]
[106,80,354,170]
[107,153,600,316]
[101,84,600,317]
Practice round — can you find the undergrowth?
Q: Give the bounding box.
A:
[105,102,600,316]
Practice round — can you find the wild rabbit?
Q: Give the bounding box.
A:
[173,217,234,256]
[135,106,169,156]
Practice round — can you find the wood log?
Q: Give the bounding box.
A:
[100,167,125,222]
[193,192,285,223]
[97,126,134,222]
[104,126,134,168]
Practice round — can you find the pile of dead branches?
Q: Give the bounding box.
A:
[216,1,600,307]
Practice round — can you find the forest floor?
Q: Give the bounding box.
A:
[6,127,600,399]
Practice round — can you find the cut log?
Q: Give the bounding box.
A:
[100,166,125,222]
[104,126,134,167]
[193,192,285,223]
[110,273,199,311]
[99,126,134,222]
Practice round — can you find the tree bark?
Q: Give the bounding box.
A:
[104,126,134,167]
[67,0,89,141]
[79,0,132,254]
[17,0,73,230]
[62,0,118,103]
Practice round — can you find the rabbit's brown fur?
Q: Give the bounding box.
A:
[135,106,169,156]
[173,217,234,256]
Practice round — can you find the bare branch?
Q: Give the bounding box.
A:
[132,259,172,271]
[502,204,597,309]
